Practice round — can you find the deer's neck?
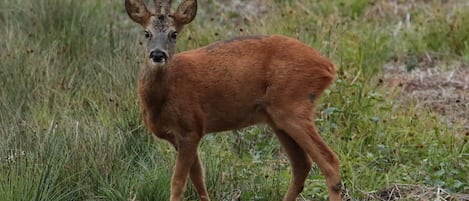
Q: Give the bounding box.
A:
[138,64,168,117]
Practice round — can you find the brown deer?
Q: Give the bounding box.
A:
[124,0,341,200]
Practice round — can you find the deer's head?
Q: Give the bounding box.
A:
[125,0,197,67]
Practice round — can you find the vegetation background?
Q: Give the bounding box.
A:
[0,0,468,200]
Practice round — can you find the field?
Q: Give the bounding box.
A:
[0,0,468,200]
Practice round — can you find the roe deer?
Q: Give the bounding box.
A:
[125,0,341,200]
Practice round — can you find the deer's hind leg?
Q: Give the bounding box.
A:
[267,105,341,201]
[271,127,313,201]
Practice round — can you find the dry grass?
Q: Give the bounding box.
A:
[364,184,469,201]
[383,59,469,135]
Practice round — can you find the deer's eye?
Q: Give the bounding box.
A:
[144,31,151,39]
[169,31,178,40]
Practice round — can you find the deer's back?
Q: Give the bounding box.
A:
[160,35,335,132]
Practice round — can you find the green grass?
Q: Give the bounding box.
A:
[1,0,468,200]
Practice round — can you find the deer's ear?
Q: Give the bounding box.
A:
[125,0,152,26]
[173,0,197,26]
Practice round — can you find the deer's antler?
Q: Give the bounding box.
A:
[154,0,162,15]
[164,0,172,15]
[154,0,172,15]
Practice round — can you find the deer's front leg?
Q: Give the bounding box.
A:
[190,152,210,201]
[170,135,201,201]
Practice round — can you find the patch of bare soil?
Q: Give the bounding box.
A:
[212,0,270,19]
[383,58,469,133]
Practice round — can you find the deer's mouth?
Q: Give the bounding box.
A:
[150,58,167,67]
[151,57,166,63]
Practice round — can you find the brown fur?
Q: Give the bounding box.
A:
[126,1,341,201]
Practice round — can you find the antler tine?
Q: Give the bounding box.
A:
[164,0,172,15]
[154,0,162,15]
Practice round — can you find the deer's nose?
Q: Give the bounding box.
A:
[149,50,168,63]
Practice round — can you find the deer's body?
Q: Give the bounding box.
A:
[140,35,334,136]
[126,0,341,200]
